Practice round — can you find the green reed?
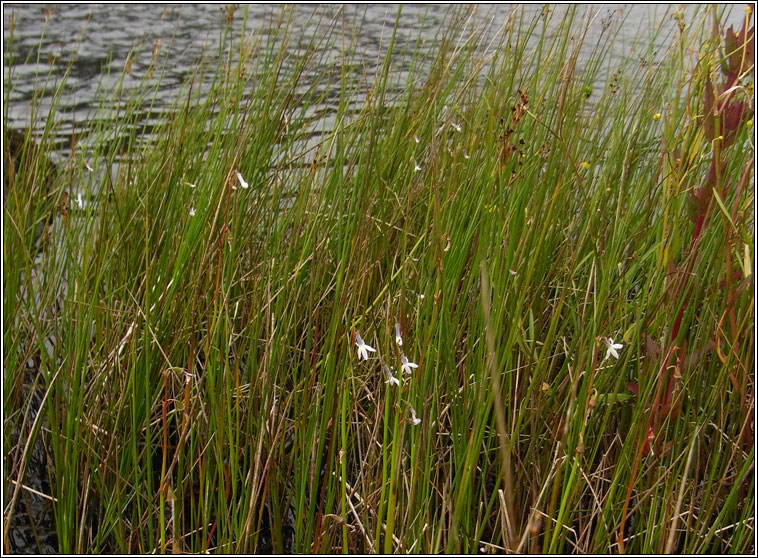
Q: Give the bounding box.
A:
[3,4,754,554]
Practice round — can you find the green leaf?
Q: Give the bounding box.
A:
[623,322,640,345]
[595,392,634,405]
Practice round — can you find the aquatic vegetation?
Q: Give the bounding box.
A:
[235,170,249,190]
[3,4,753,555]
[354,331,377,362]
[383,365,401,387]
[601,336,624,361]
[400,354,418,376]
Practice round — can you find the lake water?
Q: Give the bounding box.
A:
[3,3,746,163]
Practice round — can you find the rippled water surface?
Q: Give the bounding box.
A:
[3,4,744,160]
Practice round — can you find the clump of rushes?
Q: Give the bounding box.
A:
[3,4,753,555]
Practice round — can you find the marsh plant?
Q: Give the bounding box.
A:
[3,5,754,554]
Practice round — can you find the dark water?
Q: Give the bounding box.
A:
[1,3,746,554]
[3,4,745,162]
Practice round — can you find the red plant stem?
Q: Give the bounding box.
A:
[205,520,217,551]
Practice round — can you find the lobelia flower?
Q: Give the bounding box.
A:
[414,135,420,143]
[384,365,401,386]
[236,171,249,189]
[601,337,623,361]
[395,322,403,347]
[189,206,196,216]
[409,406,421,425]
[354,331,376,361]
[76,192,83,208]
[451,122,462,132]
[401,354,418,375]
[414,161,422,172]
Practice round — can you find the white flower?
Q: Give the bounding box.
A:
[401,354,418,375]
[236,171,249,189]
[601,337,623,361]
[189,206,196,217]
[384,365,401,386]
[414,161,422,172]
[414,135,420,143]
[409,406,421,425]
[355,331,376,361]
[76,192,83,208]
[463,151,470,159]
[395,322,403,347]
[451,122,462,132]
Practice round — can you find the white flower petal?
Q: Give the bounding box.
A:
[384,366,401,386]
[355,331,376,361]
[602,337,623,360]
[401,354,418,375]
[236,171,249,189]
